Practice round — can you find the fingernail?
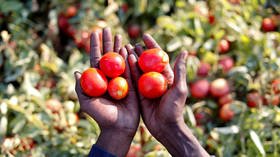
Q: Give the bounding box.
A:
[74,71,81,80]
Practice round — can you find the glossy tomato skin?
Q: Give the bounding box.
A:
[218,39,230,53]
[138,72,168,99]
[80,68,108,97]
[219,104,234,121]
[108,77,128,100]
[210,78,230,97]
[99,52,125,78]
[246,91,262,108]
[262,18,276,32]
[138,48,169,73]
[190,79,210,99]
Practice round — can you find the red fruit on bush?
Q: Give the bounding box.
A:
[272,79,280,94]
[219,104,234,121]
[128,24,141,39]
[138,48,169,73]
[58,14,70,29]
[197,62,211,77]
[190,79,210,99]
[66,6,77,18]
[80,68,108,97]
[126,145,141,157]
[263,94,280,106]
[218,56,234,72]
[210,78,230,97]
[208,12,215,24]
[138,72,168,99]
[121,3,129,13]
[246,91,262,108]
[108,77,129,100]
[99,52,125,78]
[218,39,230,53]
[261,18,276,32]
[65,26,76,38]
[218,94,233,107]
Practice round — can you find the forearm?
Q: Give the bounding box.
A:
[157,121,209,157]
[95,129,134,157]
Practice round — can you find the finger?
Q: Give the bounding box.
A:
[162,64,174,85]
[74,71,90,100]
[171,51,188,93]
[128,54,141,89]
[90,32,102,68]
[142,34,160,49]
[102,27,113,53]
[125,44,138,58]
[119,47,134,91]
[135,43,144,56]
[113,34,122,53]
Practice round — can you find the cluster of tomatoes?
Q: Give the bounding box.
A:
[81,52,128,100]
[138,48,169,98]
[80,48,170,100]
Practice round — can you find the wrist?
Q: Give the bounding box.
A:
[95,129,135,157]
[155,120,209,157]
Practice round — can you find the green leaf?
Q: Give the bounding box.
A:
[249,130,266,156]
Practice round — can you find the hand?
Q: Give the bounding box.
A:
[74,28,140,157]
[127,34,209,157]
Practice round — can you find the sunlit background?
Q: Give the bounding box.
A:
[0,0,279,156]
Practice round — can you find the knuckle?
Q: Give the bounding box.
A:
[175,86,188,96]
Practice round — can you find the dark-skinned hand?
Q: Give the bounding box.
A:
[126,34,209,157]
[74,28,140,157]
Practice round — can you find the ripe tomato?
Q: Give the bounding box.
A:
[219,104,234,121]
[263,94,280,106]
[138,72,168,99]
[128,24,140,39]
[272,79,280,94]
[218,56,234,72]
[190,79,209,99]
[58,14,70,29]
[108,77,129,100]
[218,39,230,53]
[261,18,276,32]
[66,6,77,18]
[138,48,169,73]
[126,145,141,157]
[218,94,233,107]
[197,62,211,77]
[210,78,230,97]
[80,68,108,97]
[99,52,125,78]
[208,12,215,24]
[246,91,262,108]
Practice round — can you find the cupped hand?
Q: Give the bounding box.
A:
[74,28,140,156]
[126,34,188,139]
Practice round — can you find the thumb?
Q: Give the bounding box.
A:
[74,71,88,100]
[172,51,188,93]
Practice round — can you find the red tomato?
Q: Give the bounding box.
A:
[197,62,211,77]
[128,24,141,39]
[219,104,234,121]
[66,6,77,18]
[190,79,209,99]
[208,12,215,24]
[210,78,230,97]
[263,94,280,106]
[138,72,168,99]
[218,56,234,72]
[80,68,108,97]
[261,18,276,32]
[246,91,262,108]
[218,94,233,107]
[272,79,280,94]
[138,48,169,73]
[108,77,129,100]
[99,52,125,78]
[58,14,70,29]
[218,39,230,53]
[121,3,129,13]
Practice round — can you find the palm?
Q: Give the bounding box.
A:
[75,28,139,133]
